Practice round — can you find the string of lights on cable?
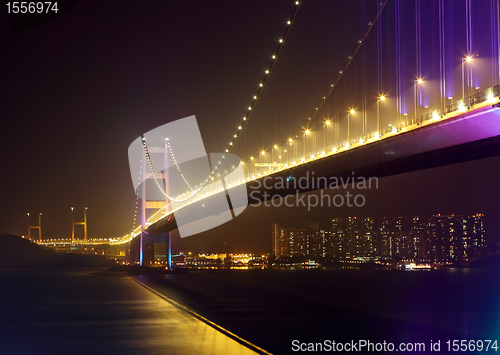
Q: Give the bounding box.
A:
[304,0,389,130]
[247,0,389,164]
[141,1,303,202]
[131,159,142,232]
[165,138,197,192]
[143,135,240,204]
[218,1,302,163]
[141,136,203,203]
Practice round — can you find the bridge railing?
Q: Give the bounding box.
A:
[414,84,500,126]
[333,85,500,153]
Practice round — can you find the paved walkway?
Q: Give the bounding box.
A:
[0,269,261,355]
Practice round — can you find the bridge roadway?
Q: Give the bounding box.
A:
[149,100,500,235]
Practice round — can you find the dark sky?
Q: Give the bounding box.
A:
[1,0,500,254]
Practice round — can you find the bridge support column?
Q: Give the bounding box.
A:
[127,233,142,265]
[71,207,88,246]
[167,232,171,270]
[138,233,170,267]
[140,226,144,266]
[137,138,172,267]
[27,212,42,242]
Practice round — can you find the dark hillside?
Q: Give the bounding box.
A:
[0,234,116,268]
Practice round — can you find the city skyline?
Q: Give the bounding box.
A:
[273,213,489,263]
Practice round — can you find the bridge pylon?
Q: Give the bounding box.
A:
[27,212,42,242]
[139,140,172,268]
[71,207,87,246]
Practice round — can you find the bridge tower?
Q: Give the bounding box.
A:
[71,207,87,245]
[139,140,172,268]
[27,212,42,242]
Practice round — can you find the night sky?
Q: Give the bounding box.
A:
[1,0,500,254]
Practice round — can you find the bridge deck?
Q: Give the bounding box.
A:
[147,102,500,235]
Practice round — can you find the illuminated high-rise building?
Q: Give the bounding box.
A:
[272,223,288,257]
[273,214,486,262]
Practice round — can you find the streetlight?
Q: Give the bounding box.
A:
[347,109,355,144]
[38,213,42,243]
[414,79,423,124]
[27,213,30,241]
[71,207,74,246]
[303,129,310,159]
[445,96,453,114]
[260,151,265,172]
[462,56,472,100]
[376,95,385,137]
[272,145,277,170]
[324,120,330,150]
[288,138,292,164]
[84,207,88,242]
[294,135,298,161]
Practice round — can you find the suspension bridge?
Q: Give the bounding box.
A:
[36,0,500,267]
